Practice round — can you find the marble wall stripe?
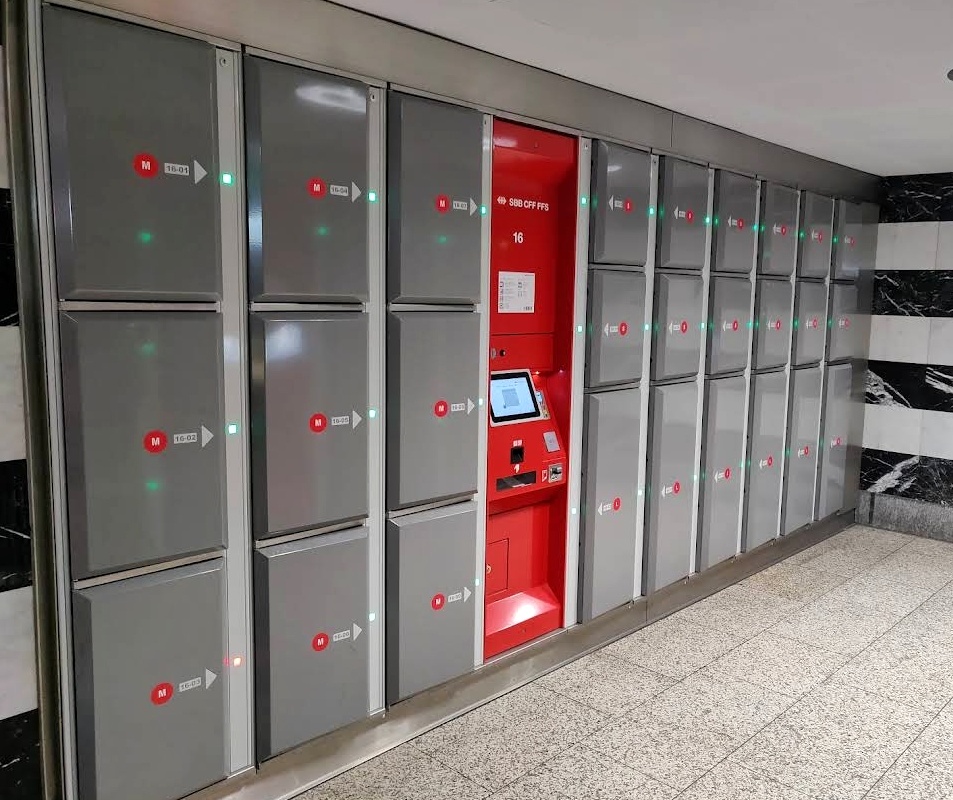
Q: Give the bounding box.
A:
[0,709,41,800]
[873,270,953,316]
[0,459,31,592]
[860,446,953,507]
[881,172,953,224]
[866,360,953,411]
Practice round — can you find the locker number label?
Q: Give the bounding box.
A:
[143,430,168,454]
[150,682,174,706]
[512,231,525,244]
[134,152,159,179]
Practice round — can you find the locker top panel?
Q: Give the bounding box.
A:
[44,6,221,301]
[712,171,757,274]
[245,56,370,302]
[797,191,834,279]
[250,312,370,538]
[758,182,798,276]
[589,141,651,267]
[657,157,709,271]
[387,92,484,304]
[61,311,225,578]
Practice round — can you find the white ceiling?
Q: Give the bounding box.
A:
[332,0,953,176]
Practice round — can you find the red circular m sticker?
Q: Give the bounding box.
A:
[312,632,329,652]
[612,497,622,512]
[134,152,158,179]
[309,413,328,434]
[431,593,446,611]
[151,682,174,706]
[673,481,681,495]
[435,194,450,214]
[308,177,327,198]
[680,320,689,334]
[619,321,629,336]
[434,400,449,418]
[143,430,167,454]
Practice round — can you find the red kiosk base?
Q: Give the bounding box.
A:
[484,120,578,660]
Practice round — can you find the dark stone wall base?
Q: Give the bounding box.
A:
[856,490,953,543]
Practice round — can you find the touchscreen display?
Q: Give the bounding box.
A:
[490,372,541,423]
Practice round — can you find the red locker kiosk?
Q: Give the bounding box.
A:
[484,120,578,658]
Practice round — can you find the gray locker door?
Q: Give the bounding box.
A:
[586,270,646,388]
[60,312,225,578]
[388,93,483,303]
[255,528,369,759]
[386,502,476,703]
[251,312,369,538]
[743,371,787,550]
[73,560,227,800]
[782,366,822,534]
[657,157,708,271]
[580,388,640,621]
[705,276,752,376]
[645,381,699,592]
[797,192,834,279]
[387,312,481,510]
[651,273,703,381]
[828,283,860,363]
[833,200,864,281]
[697,376,746,570]
[758,182,798,276]
[818,364,853,518]
[245,56,369,302]
[712,171,756,273]
[590,141,651,267]
[44,7,220,301]
[793,281,828,366]
[752,279,793,371]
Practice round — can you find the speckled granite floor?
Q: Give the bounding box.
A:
[300,525,953,800]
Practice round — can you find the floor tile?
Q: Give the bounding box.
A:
[861,544,953,590]
[415,684,604,790]
[732,683,932,800]
[793,543,888,578]
[707,631,848,698]
[741,561,847,604]
[585,704,741,790]
[536,648,673,716]
[301,744,490,800]
[603,614,744,679]
[820,570,935,616]
[672,583,797,640]
[836,525,914,555]
[678,759,812,800]
[646,668,794,740]
[864,707,953,799]
[831,624,953,712]
[502,743,677,800]
[768,594,902,656]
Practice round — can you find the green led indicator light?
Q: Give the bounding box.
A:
[368,408,378,419]
[833,236,839,244]
[754,320,760,329]
[799,230,806,239]
[644,322,651,332]
[140,341,157,357]
[581,196,588,206]
[227,423,239,435]
[137,231,153,244]
[221,172,234,186]
[785,448,791,457]
[317,225,330,237]
[714,216,720,227]
[480,204,487,216]
[437,234,449,245]
[648,206,656,216]
[576,324,584,333]
[145,479,161,493]
[368,191,378,203]
[794,319,800,329]
[746,321,753,329]
[704,215,712,226]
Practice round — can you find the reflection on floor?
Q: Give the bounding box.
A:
[300,525,953,800]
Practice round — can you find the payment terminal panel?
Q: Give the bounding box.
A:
[485,120,577,659]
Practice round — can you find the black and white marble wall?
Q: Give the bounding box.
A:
[0,49,41,800]
[861,172,953,527]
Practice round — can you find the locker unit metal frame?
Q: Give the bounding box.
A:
[245,48,388,741]
[23,8,255,796]
[8,1,879,797]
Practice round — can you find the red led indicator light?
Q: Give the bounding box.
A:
[835,436,842,446]
[434,400,449,418]
[804,445,810,456]
[686,209,695,223]
[312,632,329,652]
[435,194,450,214]
[738,219,745,230]
[150,682,174,706]
[431,593,446,611]
[309,413,328,434]
[767,455,774,467]
[619,321,629,336]
[680,320,689,334]
[844,318,851,328]
[732,319,739,331]
[811,318,819,329]
[143,430,167,454]
[134,152,158,179]
[817,232,824,243]
[775,319,782,331]
[673,481,681,495]
[308,177,327,198]
[612,497,622,512]
[724,467,732,480]
[780,225,788,236]
[623,198,634,213]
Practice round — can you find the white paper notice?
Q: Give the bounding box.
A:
[498,271,536,314]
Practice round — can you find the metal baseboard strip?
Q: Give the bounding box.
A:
[190,511,852,800]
